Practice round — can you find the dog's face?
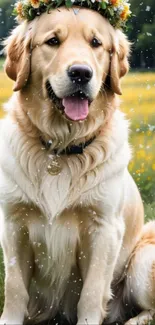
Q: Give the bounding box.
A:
[30,8,113,121]
[5,8,130,125]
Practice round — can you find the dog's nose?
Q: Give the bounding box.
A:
[68,65,93,84]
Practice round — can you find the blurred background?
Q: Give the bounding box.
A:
[0,0,155,315]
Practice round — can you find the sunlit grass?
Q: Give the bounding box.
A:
[0,249,4,314]
[0,71,13,118]
[121,73,155,203]
[122,74,155,120]
[0,59,4,71]
[0,66,12,313]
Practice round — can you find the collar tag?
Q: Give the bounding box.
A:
[47,155,62,175]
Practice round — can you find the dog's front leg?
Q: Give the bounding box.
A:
[0,212,33,325]
[77,215,124,325]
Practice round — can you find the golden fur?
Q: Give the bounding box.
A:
[0,7,155,325]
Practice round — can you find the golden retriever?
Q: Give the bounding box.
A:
[0,7,155,325]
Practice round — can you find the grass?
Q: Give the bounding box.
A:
[0,70,13,118]
[0,62,155,321]
[0,59,4,71]
[121,73,155,205]
[0,250,4,314]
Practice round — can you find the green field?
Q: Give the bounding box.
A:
[0,59,4,71]
[122,73,155,206]
[0,249,4,313]
[0,62,155,322]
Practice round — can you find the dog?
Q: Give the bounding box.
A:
[0,7,155,325]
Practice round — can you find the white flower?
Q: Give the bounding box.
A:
[117,5,124,13]
[23,0,31,4]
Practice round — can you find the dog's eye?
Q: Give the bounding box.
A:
[45,37,60,46]
[91,37,102,48]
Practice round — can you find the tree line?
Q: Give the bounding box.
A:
[0,0,155,68]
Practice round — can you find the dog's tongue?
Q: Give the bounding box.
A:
[62,96,89,121]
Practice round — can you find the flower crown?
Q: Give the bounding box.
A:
[14,0,131,29]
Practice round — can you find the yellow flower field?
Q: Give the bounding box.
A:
[0,69,155,203]
[122,73,155,123]
[0,71,13,117]
[121,73,155,203]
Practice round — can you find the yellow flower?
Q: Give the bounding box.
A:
[147,130,152,136]
[152,164,155,171]
[136,149,146,159]
[146,155,153,161]
[16,1,23,15]
[120,3,131,20]
[15,1,25,19]
[30,0,40,8]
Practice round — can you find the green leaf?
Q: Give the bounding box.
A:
[28,8,36,20]
[100,2,107,10]
[12,8,17,16]
[144,182,152,191]
[55,0,63,7]
[65,0,72,8]
[107,7,114,16]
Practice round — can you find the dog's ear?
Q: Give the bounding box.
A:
[109,30,131,95]
[4,24,31,91]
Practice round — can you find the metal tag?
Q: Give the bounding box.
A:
[47,156,62,175]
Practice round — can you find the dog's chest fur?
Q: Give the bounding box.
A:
[0,110,130,217]
[28,208,80,287]
[0,111,131,289]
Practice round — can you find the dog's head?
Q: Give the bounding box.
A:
[5,8,130,126]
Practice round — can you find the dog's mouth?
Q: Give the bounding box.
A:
[46,81,92,121]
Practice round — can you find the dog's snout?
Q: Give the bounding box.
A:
[68,64,93,85]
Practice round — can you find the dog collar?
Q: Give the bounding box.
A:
[40,136,96,155]
[40,135,95,175]
[14,0,131,29]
